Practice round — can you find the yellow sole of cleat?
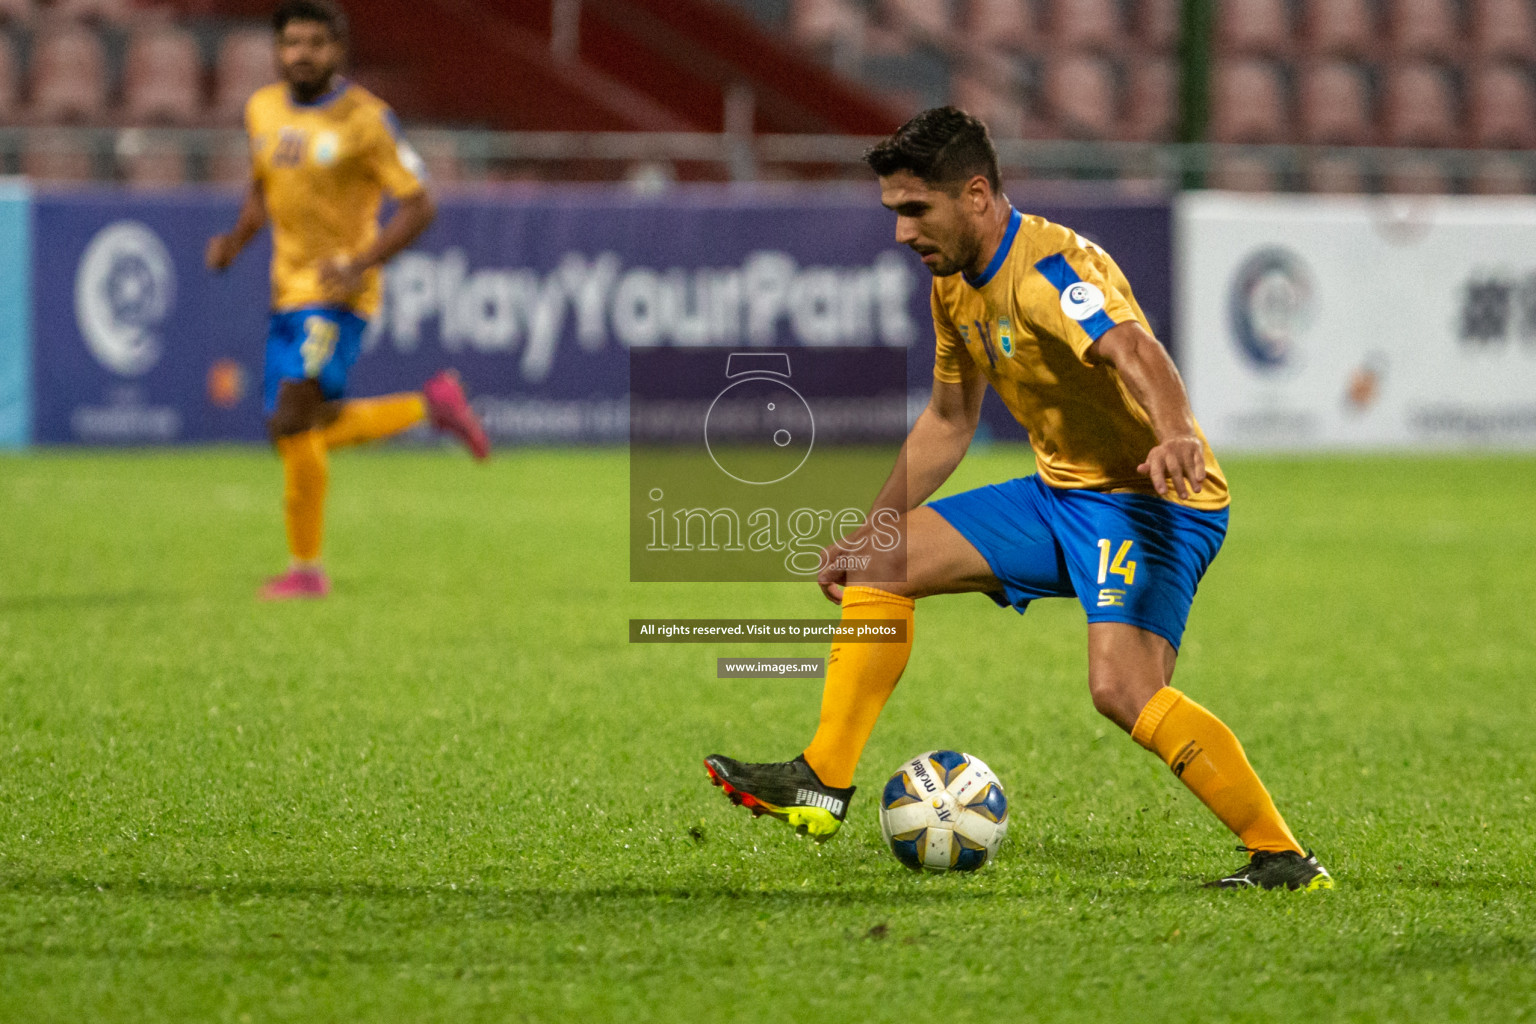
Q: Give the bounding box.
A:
[784,807,842,842]
[1303,873,1334,891]
[708,765,843,842]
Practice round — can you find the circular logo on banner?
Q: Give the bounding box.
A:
[1227,247,1313,371]
[1060,281,1105,321]
[74,220,176,377]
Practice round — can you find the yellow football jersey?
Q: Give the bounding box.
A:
[245,79,425,318]
[932,208,1229,510]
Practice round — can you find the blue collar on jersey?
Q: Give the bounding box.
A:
[289,76,348,109]
[964,206,1022,289]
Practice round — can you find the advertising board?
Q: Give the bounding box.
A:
[1181,193,1536,450]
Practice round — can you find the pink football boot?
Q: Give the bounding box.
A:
[258,566,331,601]
[423,370,490,460]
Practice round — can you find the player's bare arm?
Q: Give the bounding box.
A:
[900,370,989,509]
[205,180,267,273]
[1088,322,1207,500]
[318,188,436,301]
[817,369,987,604]
[868,369,987,516]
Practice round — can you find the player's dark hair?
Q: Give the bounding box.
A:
[864,106,1002,195]
[273,0,349,41]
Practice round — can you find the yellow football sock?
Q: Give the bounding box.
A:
[277,429,328,563]
[1132,687,1304,855]
[322,394,426,449]
[801,586,915,789]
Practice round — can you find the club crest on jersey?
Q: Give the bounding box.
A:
[998,316,1013,356]
[312,131,341,167]
[272,127,306,167]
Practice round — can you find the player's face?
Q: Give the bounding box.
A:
[879,170,985,278]
[277,20,343,100]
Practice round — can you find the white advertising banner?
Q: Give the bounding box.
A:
[1179,193,1536,450]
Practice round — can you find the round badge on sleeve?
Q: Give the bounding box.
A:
[1060,281,1106,321]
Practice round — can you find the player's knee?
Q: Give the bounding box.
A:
[268,381,324,440]
[1087,670,1142,730]
[268,412,306,441]
[1087,673,1119,719]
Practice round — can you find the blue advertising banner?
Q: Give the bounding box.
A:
[0,183,30,449]
[31,188,1171,445]
[33,191,273,444]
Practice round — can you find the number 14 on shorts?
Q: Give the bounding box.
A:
[300,316,340,378]
[1096,538,1136,607]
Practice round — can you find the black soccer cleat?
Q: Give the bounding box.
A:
[703,753,855,842]
[1206,847,1334,890]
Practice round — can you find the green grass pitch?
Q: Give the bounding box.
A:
[1,446,1533,1022]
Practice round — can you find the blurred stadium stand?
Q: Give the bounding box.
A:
[0,0,1532,193]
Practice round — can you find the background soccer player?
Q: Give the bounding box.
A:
[205,0,489,601]
[707,108,1331,890]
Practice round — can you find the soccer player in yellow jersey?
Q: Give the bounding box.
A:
[707,108,1331,890]
[205,0,489,600]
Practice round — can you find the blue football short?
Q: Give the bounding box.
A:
[263,306,367,414]
[929,474,1229,650]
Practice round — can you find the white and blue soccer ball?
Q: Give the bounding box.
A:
[878,750,1009,873]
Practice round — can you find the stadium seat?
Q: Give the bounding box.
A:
[950,70,1028,137]
[123,24,204,125]
[1297,59,1374,145]
[22,126,94,180]
[1301,0,1378,59]
[1042,0,1122,53]
[859,33,949,112]
[1136,0,1181,52]
[1214,0,1293,56]
[28,24,109,123]
[116,130,188,186]
[963,0,1035,54]
[43,0,134,24]
[1209,58,1290,143]
[1470,0,1536,62]
[790,0,866,57]
[213,27,275,124]
[1122,56,1178,141]
[1041,53,1119,139]
[1387,0,1462,60]
[1469,153,1532,193]
[1468,62,1536,148]
[880,0,951,40]
[1381,62,1461,147]
[0,34,18,121]
[0,0,33,24]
